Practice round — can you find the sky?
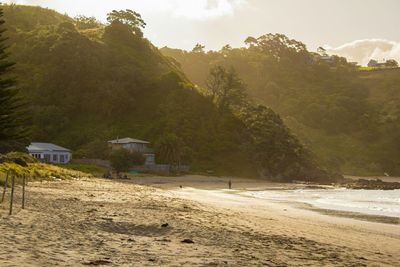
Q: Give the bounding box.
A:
[5,0,400,64]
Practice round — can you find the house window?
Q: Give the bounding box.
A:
[53,154,58,162]
[60,154,65,163]
[44,154,50,162]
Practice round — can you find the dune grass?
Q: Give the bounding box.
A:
[0,162,92,186]
[59,163,107,175]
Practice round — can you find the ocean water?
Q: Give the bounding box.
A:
[241,189,400,218]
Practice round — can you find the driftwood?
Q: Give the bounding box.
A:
[22,174,26,209]
[1,170,9,203]
[9,172,15,215]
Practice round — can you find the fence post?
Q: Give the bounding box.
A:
[1,170,9,203]
[9,172,15,215]
[22,174,26,209]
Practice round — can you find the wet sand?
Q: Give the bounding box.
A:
[0,176,399,266]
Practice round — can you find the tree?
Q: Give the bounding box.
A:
[254,33,308,61]
[106,9,146,37]
[109,149,145,174]
[74,15,101,30]
[239,104,316,180]
[317,46,328,56]
[220,44,232,54]
[206,66,247,113]
[156,133,182,169]
[192,43,205,53]
[244,36,257,47]
[0,7,29,153]
[57,21,77,34]
[385,59,399,68]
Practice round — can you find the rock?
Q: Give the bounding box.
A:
[87,209,98,213]
[83,259,112,265]
[181,239,194,244]
[161,223,169,228]
[342,178,400,190]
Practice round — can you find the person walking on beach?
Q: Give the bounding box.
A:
[228,179,232,189]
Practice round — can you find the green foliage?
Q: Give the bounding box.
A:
[203,65,328,181]
[5,151,37,163]
[74,15,102,30]
[73,139,110,159]
[0,161,91,186]
[385,59,398,68]
[161,33,400,176]
[2,4,72,32]
[0,6,337,181]
[206,66,247,113]
[156,133,183,166]
[60,163,107,175]
[0,6,29,153]
[107,9,146,38]
[192,43,205,53]
[239,105,331,181]
[110,149,145,173]
[0,152,90,184]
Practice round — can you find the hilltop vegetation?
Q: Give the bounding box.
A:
[0,5,333,181]
[161,35,400,176]
[0,152,90,185]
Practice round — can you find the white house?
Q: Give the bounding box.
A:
[108,137,155,165]
[367,59,386,68]
[27,142,72,164]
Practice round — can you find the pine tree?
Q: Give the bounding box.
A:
[0,6,29,153]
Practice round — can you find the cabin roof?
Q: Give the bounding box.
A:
[108,137,150,144]
[27,142,71,152]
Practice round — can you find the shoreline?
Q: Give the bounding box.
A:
[231,189,400,224]
[132,174,400,222]
[287,201,400,225]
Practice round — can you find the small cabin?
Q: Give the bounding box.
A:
[108,137,155,165]
[367,59,386,67]
[27,142,72,164]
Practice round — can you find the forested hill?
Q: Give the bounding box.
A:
[161,37,400,176]
[2,5,334,181]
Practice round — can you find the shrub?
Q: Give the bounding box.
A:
[109,149,145,174]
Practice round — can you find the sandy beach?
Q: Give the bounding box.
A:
[0,175,399,266]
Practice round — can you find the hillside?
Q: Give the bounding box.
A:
[1,5,332,181]
[161,36,400,176]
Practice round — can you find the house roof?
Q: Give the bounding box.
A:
[368,59,386,65]
[27,142,71,152]
[108,137,150,144]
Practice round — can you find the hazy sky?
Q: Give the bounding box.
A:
[5,0,400,64]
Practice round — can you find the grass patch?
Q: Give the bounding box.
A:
[358,66,400,72]
[60,163,107,175]
[0,162,92,186]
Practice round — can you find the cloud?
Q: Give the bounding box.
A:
[4,0,247,20]
[170,0,247,20]
[326,39,400,66]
